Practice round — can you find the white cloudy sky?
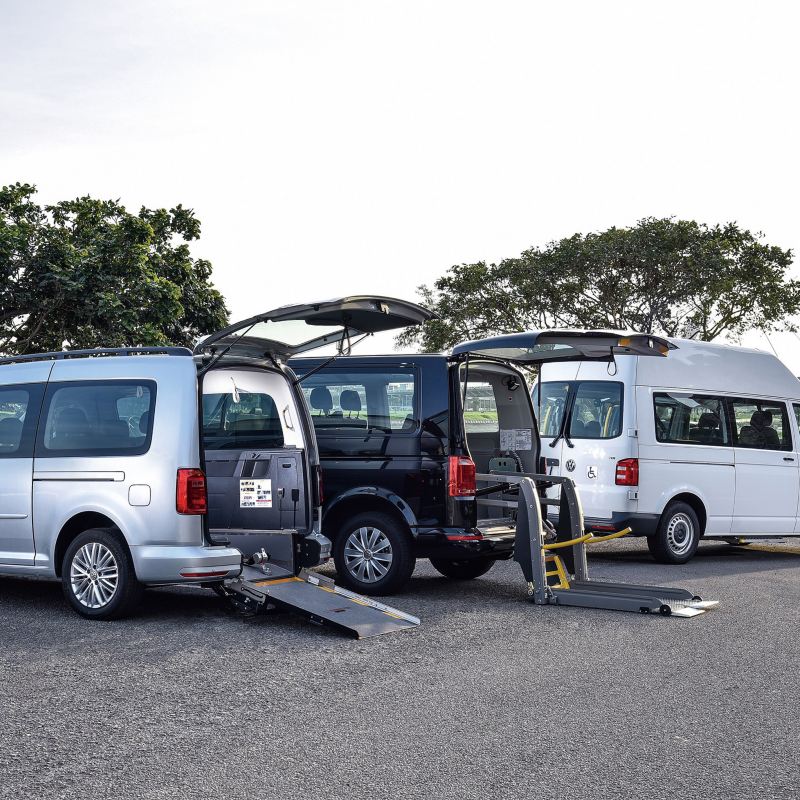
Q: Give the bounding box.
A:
[1,1,799,367]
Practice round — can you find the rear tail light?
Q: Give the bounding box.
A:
[448,455,476,497]
[615,458,639,486]
[177,468,208,514]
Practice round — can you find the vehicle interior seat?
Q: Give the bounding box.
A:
[570,418,587,437]
[583,419,601,437]
[339,390,367,428]
[401,392,417,432]
[51,407,91,449]
[739,410,781,448]
[139,411,150,435]
[689,412,724,444]
[309,387,333,416]
[0,417,23,450]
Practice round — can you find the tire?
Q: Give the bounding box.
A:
[647,502,701,564]
[332,512,415,596]
[61,528,144,620]
[430,557,495,580]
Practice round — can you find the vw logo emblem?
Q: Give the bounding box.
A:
[565,459,576,472]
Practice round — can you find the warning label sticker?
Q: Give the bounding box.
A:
[240,478,272,508]
[499,428,533,451]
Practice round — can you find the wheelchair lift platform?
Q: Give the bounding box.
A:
[478,472,719,618]
[224,563,421,638]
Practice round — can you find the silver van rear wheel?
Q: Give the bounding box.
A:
[70,542,119,609]
[62,529,143,619]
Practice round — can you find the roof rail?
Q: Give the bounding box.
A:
[0,346,194,366]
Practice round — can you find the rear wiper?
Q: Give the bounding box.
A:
[548,431,574,449]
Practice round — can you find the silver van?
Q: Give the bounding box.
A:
[0,297,429,619]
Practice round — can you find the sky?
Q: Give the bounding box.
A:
[1,0,799,368]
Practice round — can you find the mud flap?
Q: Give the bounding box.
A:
[225,566,420,638]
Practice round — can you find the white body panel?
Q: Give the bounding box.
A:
[536,338,800,538]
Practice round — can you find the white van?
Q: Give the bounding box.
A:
[533,338,800,563]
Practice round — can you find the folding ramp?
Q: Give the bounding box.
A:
[224,564,420,638]
[477,472,719,618]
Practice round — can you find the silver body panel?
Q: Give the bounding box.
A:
[0,355,242,584]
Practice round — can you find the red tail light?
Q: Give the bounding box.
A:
[615,458,639,486]
[177,468,208,514]
[448,455,476,497]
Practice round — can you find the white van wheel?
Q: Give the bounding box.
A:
[648,502,701,564]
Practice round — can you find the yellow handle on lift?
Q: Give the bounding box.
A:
[586,527,632,543]
[541,527,632,550]
[542,533,594,550]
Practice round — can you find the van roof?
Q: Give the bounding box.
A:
[543,337,800,400]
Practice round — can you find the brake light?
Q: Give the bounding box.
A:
[448,455,476,497]
[177,468,208,514]
[615,458,639,486]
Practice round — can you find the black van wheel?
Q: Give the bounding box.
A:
[647,502,701,564]
[62,529,143,620]
[430,557,495,580]
[333,512,415,596]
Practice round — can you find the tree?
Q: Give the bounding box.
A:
[397,217,799,352]
[0,182,229,355]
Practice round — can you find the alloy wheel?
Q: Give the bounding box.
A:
[70,542,119,609]
[343,526,393,583]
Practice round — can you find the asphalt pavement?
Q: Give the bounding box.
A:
[1,538,799,800]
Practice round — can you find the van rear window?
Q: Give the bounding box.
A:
[536,381,623,440]
[39,381,155,456]
[202,392,285,450]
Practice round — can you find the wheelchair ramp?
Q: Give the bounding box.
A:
[226,567,420,638]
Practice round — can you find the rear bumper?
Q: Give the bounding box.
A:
[131,544,243,584]
[415,524,516,560]
[548,511,660,537]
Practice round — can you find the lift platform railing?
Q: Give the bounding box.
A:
[475,472,719,618]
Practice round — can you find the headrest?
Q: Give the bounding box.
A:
[139,411,150,435]
[339,390,361,413]
[309,386,333,413]
[58,407,89,431]
[750,410,769,429]
[697,413,719,430]
[0,417,23,445]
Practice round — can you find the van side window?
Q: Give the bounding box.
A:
[729,399,792,451]
[794,403,800,433]
[570,382,623,439]
[653,394,729,446]
[300,370,417,433]
[0,385,43,458]
[202,391,284,450]
[38,381,156,456]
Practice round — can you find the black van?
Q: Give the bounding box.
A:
[292,331,672,595]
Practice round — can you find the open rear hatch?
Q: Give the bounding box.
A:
[451,329,676,364]
[195,296,434,363]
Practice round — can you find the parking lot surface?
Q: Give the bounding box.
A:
[1,538,799,800]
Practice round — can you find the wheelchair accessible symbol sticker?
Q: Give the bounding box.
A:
[587,465,598,479]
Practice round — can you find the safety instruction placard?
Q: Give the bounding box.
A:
[499,428,533,451]
[240,478,272,508]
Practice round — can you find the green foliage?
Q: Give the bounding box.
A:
[398,218,799,352]
[0,182,229,354]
